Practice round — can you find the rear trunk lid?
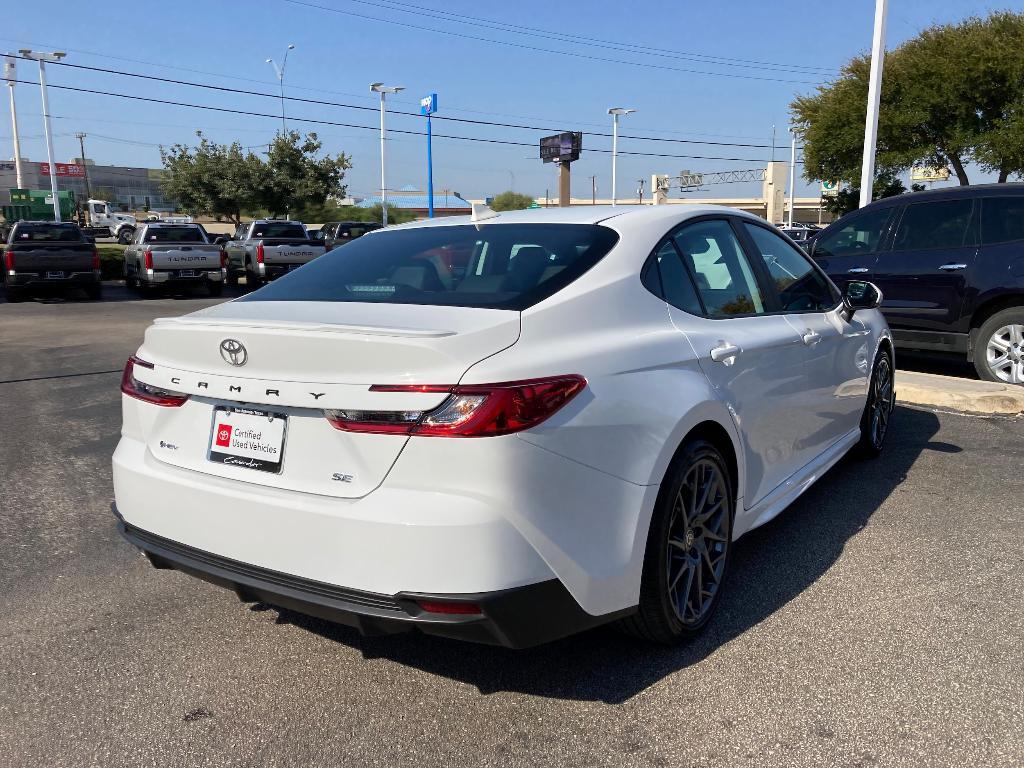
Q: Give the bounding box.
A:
[257,239,324,265]
[8,242,93,273]
[148,244,222,271]
[131,301,520,498]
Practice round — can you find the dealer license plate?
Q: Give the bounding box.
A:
[208,406,287,473]
[45,271,64,279]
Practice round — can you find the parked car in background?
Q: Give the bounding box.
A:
[218,220,325,288]
[779,224,822,248]
[124,223,226,297]
[319,221,382,251]
[811,184,1024,384]
[2,221,101,302]
[113,205,893,647]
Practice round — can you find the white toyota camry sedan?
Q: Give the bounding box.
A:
[112,205,894,647]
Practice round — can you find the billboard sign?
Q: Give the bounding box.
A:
[821,180,840,196]
[911,166,950,182]
[420,93,437,116]
[38,162,86,178]
[540,131,582,164]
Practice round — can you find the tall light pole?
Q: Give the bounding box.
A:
[371,83,404,227]
[859,0,888,208]
[607,107,635,206]
[20,49,65,221]
[787,128,797,228]
[3,55,23,188]
[420,93,437,218]
[266,44,295,135]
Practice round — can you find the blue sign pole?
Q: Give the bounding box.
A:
[421,93,437,218]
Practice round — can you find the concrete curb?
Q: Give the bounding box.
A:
[896,370,1024,415]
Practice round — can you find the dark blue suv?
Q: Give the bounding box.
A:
[811,184,1024,384]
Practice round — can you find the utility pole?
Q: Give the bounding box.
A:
[788,129,797,228]
[607,107,636,206]
[3,55,23,188]
[637,178,645,205]
[20,49,65,222]
[859,0,888,208]
[75,132,92,200]
[590,175,596,204]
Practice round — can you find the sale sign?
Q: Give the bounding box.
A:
[38,162,86,178]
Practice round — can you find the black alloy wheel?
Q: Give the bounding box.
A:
[857,352,894,457]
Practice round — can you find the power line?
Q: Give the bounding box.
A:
[21,55,785,150]
[281,0,824,86]
[338,0,836,75]
[8,77,780,163]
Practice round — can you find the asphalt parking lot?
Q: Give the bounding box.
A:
[1,285,1022,767]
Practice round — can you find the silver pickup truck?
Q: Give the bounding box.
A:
[123,223,226,296]
[218,220,325,288]
[2,221,101,302]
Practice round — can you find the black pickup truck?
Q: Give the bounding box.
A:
[2,221,101,302]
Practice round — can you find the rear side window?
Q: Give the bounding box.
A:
[12,224,83,242]
[672,220,766,317]
[891,199,973,251]
[241,223,619,310]
[251,223,307,239]
[743,223,839,312]
[144,226,207,243]
[646,240,703,315]
[982,197,1024,245]
[814,207,893,257]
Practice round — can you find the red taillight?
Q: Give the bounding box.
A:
[3,249,13,272]
[143,249,153,270]
[120,356,189,407]
[91,247,100,270]
[324,375,586,437]
[415,600,482,615]
[256,242,265,264]
[220,250,229,268]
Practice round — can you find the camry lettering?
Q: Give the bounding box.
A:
[229,385,241,393]
[170,377,181,385]
[197,382,209,389]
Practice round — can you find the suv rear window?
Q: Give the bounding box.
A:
[11,224,83,242]
[241,223,620,310]
[251,223,307,239]
[144,226,207,243]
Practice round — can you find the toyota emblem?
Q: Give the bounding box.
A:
[219,339,247,366]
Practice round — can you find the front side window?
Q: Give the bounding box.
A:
[814,207,893,257]
[891,199,973,251]
[982,197,1024,245]
[672,220,766,317]
[241,223,619,311]
[743,223,839,312]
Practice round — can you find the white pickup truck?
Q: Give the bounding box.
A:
[123,223,226,296]
[217,220,325,288]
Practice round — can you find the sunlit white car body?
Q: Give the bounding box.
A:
[113,205,891,647]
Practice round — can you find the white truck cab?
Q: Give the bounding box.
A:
[87,199,137,244]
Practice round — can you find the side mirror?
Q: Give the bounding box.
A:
[843,280,882,317]
[213,236,228,246]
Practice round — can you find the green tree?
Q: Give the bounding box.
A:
[160,133,265,225]
[489,191,535,211]
[822,171,926,217]
[792,11,1024,186]
[260,131,351,218]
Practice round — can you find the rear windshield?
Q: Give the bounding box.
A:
[11,224,83,242]
[144,226,208,243]
[251,223,307,239]
[241,223,620,310]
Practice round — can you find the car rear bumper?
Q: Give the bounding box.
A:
[113,506,624,648]
[146,269,223,284]
[7,271,100,287]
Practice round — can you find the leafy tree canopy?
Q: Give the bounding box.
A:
[792,11,1024,188]
[489,191,535,211]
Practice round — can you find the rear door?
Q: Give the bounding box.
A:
[811,205,897,292]
[872,197,978,344]
[654,217,810,508]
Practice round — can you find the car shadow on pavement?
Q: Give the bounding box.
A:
[275,405,944,704]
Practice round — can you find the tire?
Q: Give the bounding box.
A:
[619,438,734,644]
[245,265,263,291]
[117,228,134,245]
[4,285,26,303]
[973,307,1024,385]
[85,283,103,301]
[225,269,239,287]
[207,281,224,297]
[125,273,137,289]
[855,349,895,458]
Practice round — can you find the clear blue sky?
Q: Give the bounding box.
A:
[3,0,1021,201]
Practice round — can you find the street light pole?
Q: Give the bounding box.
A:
[3,56,23,188]
[20,49,65,222]
[788,129,797,228]
[266,44,294,135]
[371,83,404,227]
[607,107,636,206]
[859,0,888,208]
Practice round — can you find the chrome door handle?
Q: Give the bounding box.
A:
[847,267,869,274]
[938,263,967,271]
[710,342,741,365]
[802,330,822,346]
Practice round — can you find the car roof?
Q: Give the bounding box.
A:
[143,222,201,227]
[384,204,765,230]
[862,181,1024,211]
